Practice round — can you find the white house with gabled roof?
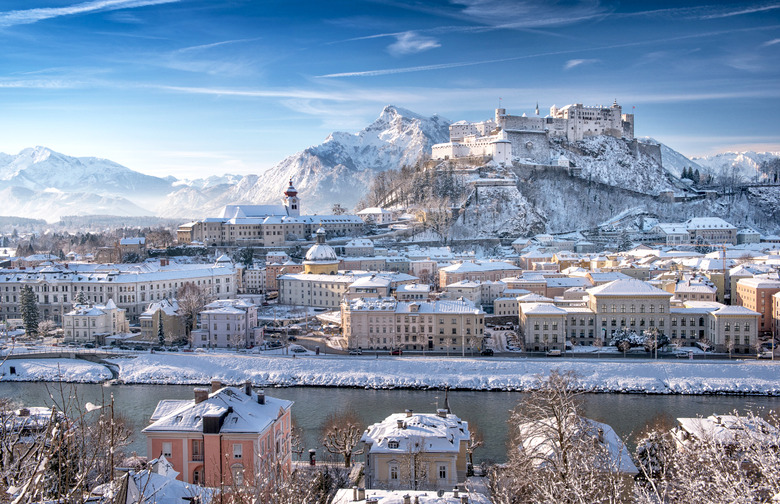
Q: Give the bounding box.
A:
[360,409,471,490]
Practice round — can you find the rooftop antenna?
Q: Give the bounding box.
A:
[444,386,451,414]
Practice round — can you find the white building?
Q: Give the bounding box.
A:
[190,299,260,349]
[63,299,128,345]
[356,207,395,225]
[360,409,471,490]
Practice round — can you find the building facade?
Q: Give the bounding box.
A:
[143,382,293,488]
[342,297,485,352]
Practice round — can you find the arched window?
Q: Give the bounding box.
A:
[231,464,244,486]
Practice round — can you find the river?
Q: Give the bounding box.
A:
[1,382,778,464]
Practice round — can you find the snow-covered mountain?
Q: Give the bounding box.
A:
[692,151,780,183]
[156,106,452,217]
[0,186,152,221]
[641,137,704,178]
[0,147,173,205]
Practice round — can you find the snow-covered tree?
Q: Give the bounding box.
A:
[37,320,57,339]
[634,411,780,504]
[178,282,208,344]
[489,371,631,504]
[157,315,165,347]
[75,290,88,306]
[20,286,39,338]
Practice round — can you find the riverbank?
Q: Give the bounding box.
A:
[3,353,780,395]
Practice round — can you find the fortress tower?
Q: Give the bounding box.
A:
[283,178,300,217]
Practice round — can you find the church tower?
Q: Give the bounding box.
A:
[283,178,300,217]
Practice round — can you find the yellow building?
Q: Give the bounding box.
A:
[303,227,339,275]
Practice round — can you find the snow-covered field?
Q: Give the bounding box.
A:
[3,353,780,395]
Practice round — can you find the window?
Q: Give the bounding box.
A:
[231,464,244,486]
[390,465,399,480]
[388,440,399,449]
[192,440,204,461]
[162,442,172,458]
[439,465,447,480]
[233,443,243,459]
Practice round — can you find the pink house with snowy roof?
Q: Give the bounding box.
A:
[143,381,293,488]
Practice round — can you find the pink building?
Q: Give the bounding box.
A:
[143,381,293,488]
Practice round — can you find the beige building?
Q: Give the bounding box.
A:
[190,299,259,349]
[139,298,186,344]
[279,273,360,309]
[588,278,673,343]
[341,297,485,352]
[438,260,520,286]
[519,303,568,352]
[685,217,737,245]
[63,299,128,345]
[735,277,780,336]
[360,409,471,490]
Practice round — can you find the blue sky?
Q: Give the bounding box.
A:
[1,0,778,179]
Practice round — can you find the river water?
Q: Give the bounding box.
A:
[1,382,778,464]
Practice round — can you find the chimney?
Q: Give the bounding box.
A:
[460,496,469,504]
[352,486,359,501]
[194,388,209,404]
[244,380,252,396]
[211,379,222,393]
[358,488,366,500]
[597,427,604,444]
[403,495,411,504]
[453,487,459,498]
[257,390,265,405]
[18,408,30,417]
[437,408,448,418]
[405,409,413,418]
[397,419,405,429]
[414,497,420,504]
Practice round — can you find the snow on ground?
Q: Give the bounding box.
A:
[4,352,780,395]
[99,353,780,395]
[0,358,112,382]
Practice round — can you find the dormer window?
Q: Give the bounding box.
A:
[388,440,399,449]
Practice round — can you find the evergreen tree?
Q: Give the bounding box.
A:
[157,313,166,347]
[694,168,700,183]
[20,285,40,337]
[75,290,88,305]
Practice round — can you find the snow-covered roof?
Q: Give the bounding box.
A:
[588,278,672,297]
[440,261,520,273]
[713,305,760,317]
[684,217,737,230]
[221,204,288,219]
[395,283,431,293]
[737,277,780,289]
[361,411,470,455]
[142,298,180,317]
[144,386,292,434]
[521,303,567,315]
[517,293,554,303]
[517,416,637,474]
[120,237,146,246]
[304,243,338,263]
[675,414,777,446]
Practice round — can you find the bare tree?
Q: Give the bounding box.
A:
[489,371,632,504]
[177,282,209,345]
[320,409,364,468]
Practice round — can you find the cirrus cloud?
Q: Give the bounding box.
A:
[387,31,441,56]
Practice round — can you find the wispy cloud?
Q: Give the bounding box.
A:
[319,24,780,78]
[174,38,262,54]
[387,31,440,56]
[564,58,599,70]
[762,38,780,46]
[698,3,780,19]
[0,0,179,28]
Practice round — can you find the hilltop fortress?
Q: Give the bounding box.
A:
[432,101,635,164]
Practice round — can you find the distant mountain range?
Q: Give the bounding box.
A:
[1,106,777,225]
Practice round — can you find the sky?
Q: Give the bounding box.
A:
[0,0,779,180]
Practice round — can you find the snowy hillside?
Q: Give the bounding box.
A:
[693,151,780,183]
[553,136,678,196]
[236,106,450,213]
[641,138,704,178]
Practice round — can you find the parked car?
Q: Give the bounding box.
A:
[287,335,298,341]
[390,349,403,355]
[480,348,494,356]
[291,347,307,354]
[348,349,362,355]
[546,349,562,357]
